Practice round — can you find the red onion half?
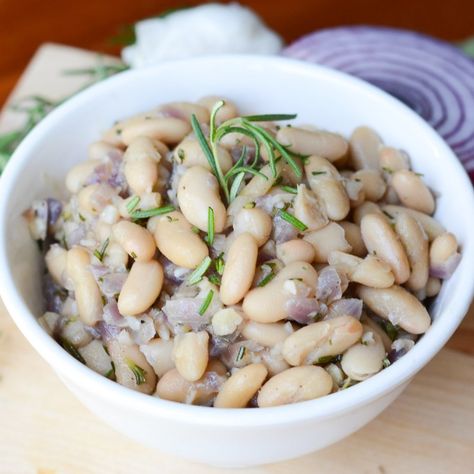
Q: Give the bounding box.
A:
[284,27,474,180]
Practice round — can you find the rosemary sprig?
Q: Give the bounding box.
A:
[198,290,214,316]
[206,207,215,245]
[130,204,175,220]
[93,238,110,262]
[125,358,147,385]
[278,209,308,232]
[188,256,212,285]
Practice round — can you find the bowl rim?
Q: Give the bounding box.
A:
[1,54,474,427]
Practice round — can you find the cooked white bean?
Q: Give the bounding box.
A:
[357,285,431,334]
[282,316,363,366]
[66,247,103,325]
[242,321,292,347]
[121,116,191,145]
[140,338,175,378]
[66,159,101,193]
[392,170,435,214]
[197,96,238,124]
[350,126,382,170]
[293,184,328,231]
[151,211,209,269]
[395,212,429,291]
[214,363,268,408]
[361,213,410,284]
[220,233,258,305]
[305,156,350,221]
[103,241,128,270]
[240,162,282,197]
[243,261,318,323]
[276,239,315,265]
[426,277,441,297]
[352,169,386,201]
[303,222,352,263]
[277,126,348,162]
[118,260,163,316]
[177,166,226,232]
[233,207,272,246]
[159,101,210,123]
[45,244,68,285]
[173,331,209,382]
[339,221,367,257]
[362,315,393,352]
[123,136,161,195]
[257,366,333,407]
[88,141,121,160]
[173,137,232,173]
[430,232,458,266]
[112,220,156,262]
[378,146,410,172]
[77,183,115,216]
[353,201,383,226]
[341,326,386,381]
[107,339,157,394]
[212,308,244,336]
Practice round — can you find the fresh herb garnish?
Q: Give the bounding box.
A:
[235,345,246,362]
[242,113,297,122]
[60,338,85,364]
[243,201,256,209]
[105,361,116,381]
[198,290,214,316]
[214,253,225,275]
[384,321,399,341]
[382,167,393,174]
[177,148,185,162]
[278,209,308,232]
[93,238,110,262]
[382,210,394,220]
[130,204,175,220]
[125,358,147,385]
[188,256,212,285]
[126,195,140,214]
[206,207,215,245]
[281,185,298,194]
[383,357,391,368]
[208,274,221,286]
[311,171,326,176]
[257,262,276,287]
[191,225,200,234]
[130,251,137,259]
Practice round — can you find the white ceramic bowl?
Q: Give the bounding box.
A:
[1,56,474,468]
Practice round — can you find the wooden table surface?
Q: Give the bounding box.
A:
[1,0,474,106]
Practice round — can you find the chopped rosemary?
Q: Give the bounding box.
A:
[206,207,215,245]
[126,195,140,214]
[188,256,212,285]
[382,167,393,174]
[243,201,256,209]
[214,254,225,275]
[60,338,85,364]
[93,238,110,262]
[191,225,200,234]
[130,251,137,259]
[257,270,276,287]
[177,148,185,162]
[130,204,175,220]
[198,290,214,315]
[384,321,399,341]
[105,361,116,381]
[383,357,391,368]
[311,171,327,176]
[208,274,221,286]
[278,209,308,232]
[281,185,298,194]
[242,113,297,122]
[125,358,147,385]
[235,345,246,362]
[382,210,394,220]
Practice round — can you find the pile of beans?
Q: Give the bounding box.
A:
[26,97,461,408]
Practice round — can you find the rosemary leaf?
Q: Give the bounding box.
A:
[278,210,308,232]
[198,290,214,316]
[188,256,212,285]
[130,205,174,220]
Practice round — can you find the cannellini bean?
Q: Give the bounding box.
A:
[352,169,386,201]
[392,170,435,214]
[214,363,268,408]
[344,176,365,207]
[243,261,318,323]
[341,326,386,381]
[430,232,458,266]
[77,183,115,216]
[107,339,157,394]
[276,239,315,265]
[350,126,382,170]
[45,244,67,285]
[339,221,367,257]
[378,146,410,172]
[160,101,210,123]
[240,162,282,197]
[395,212,429,291]
[151,211,209,269]
[362,315,393,352]
[212,308,244,336]
[177,166,226,232]
[361,213,410,284]
[156,360,227,404]
[88,141,121,160]
[220,233,258,305]
[281,161,304,185]
[121,116,191,145]
[66,247,103,325]
[277,126,348,162]
[123,137,161,195]
[233,207,272,247]
[328,251,394,288]
[293,184,328,231]
[103,241,128,270]
[426,277,441,297]
[173,331,209,382]
[382,205,445,241]
[257,366,333,407]
[112,220,156,262]
[303,222,352,263]
[173,137,232,173]
[353,201,383,226]
[242,321,292,347]
[65,159,101,193]
[305,156,350,221]
[141,338,175,378]
[197,96,238,124]
[357,285,431,334]
[118,260,163,315]
[282,316,363,366]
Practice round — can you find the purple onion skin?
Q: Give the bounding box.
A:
[42,274,64,313]
[47,198,62,227]
[284,26,474,181]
